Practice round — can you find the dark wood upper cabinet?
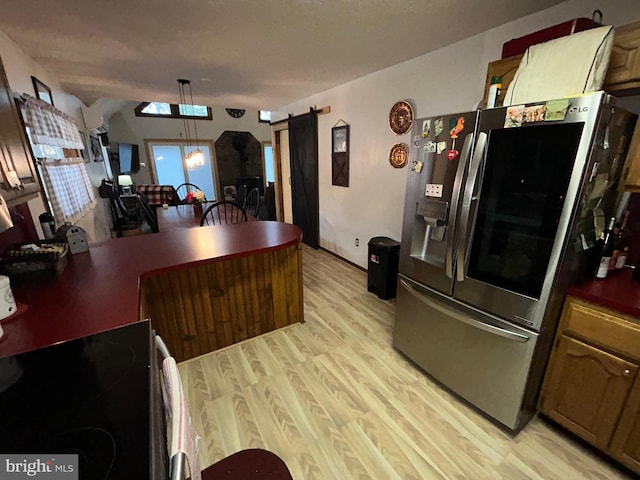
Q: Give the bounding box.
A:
[0,56,41,206]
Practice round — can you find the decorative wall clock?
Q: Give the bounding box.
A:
[225,108,246,118]
[389,143,409,168]
[389,100,413,135]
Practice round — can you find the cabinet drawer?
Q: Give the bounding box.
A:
[564,299,640,361]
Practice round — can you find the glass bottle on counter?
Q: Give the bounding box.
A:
[595,216,616,279]
[614,210,631,270]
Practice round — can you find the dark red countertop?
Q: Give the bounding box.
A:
[0,221,302,358]
[567,268,640,318]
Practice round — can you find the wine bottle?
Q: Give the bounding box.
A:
[614,210,630,270]
[610,222,621,271]
[595,217,616,279]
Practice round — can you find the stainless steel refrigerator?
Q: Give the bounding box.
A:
[393,92,636,431]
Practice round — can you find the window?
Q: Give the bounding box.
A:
[139,102,172,115]
[263,142,274,183]
[135,102,213,120]
[147,140,218,201]
[259,110,271,123]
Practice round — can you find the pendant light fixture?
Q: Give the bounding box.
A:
[177,78,205,169]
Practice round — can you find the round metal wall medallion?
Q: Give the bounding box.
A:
[389,143,409,168]
[389,100,414,135]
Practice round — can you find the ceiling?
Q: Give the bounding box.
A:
[0,0,567,111]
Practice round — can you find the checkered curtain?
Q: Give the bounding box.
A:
[22,94,83,149]
[40,157,96,226]
[21,95,96,225]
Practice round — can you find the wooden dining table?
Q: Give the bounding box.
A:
[156,203,256,231]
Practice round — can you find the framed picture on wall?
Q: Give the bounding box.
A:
[31,76,54,106]
[331,124,349,187]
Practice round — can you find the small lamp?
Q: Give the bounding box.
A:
[118,174,134,195]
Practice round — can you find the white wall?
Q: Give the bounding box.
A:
[108,107,272,187]
[0,29,113,243]
[277,0,640,269]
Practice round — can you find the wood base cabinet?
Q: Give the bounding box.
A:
[610,373,640,473]
[539,297,640,475]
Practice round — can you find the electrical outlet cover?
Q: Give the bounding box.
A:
[425,184,443,197]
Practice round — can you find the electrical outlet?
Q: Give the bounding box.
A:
[355,238,359,247]
[425,183,443,197]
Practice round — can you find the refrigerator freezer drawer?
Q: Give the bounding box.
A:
[393,275,539,430]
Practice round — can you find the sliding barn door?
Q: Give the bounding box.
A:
[288,112,319,249]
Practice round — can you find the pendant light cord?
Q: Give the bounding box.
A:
[178,79,193,152]
[187,82,200,150]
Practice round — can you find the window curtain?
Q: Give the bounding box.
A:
[21,94,95,225]
[22,94,83,149]
[40,157,95,227]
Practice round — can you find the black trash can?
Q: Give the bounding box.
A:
[367,237,400,300]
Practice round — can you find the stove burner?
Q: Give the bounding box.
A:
[39,427,116,480]
[0,340,136,421]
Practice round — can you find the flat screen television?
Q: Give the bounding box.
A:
[110,143,140,174]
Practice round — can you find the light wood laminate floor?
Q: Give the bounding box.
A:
[179,245,633,479]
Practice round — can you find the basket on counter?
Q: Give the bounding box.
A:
[0,241,69,284]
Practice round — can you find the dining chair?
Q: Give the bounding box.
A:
[136,194,159,233]
[200,201,247,226]
[244,187,261,219]
[175,183,203,204]
[236,184,248,210]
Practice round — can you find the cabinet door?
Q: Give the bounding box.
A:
[621,122,640,192]
[539,335,637,449]
[481,54,523,108]
[0,56,40,205]
[610,374,640,475]
[604,20,640,94]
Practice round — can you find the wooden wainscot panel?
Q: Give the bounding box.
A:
[139,243,303,362]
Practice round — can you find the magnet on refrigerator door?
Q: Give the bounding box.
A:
[424,141,437,153]
[421,119,431,138]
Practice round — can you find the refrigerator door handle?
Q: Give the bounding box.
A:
[445,132,474,279]
[399,279,529,343]
[456,132,487,282]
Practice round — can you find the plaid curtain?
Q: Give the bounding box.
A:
[21,95,96,225]
[40,157,96,226]
[22,94,83,149]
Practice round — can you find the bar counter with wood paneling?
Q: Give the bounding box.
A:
[0,221,303,361]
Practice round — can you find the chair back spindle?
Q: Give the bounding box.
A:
[200,201,247,226]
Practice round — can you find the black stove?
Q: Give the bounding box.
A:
[0,321,155,480]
